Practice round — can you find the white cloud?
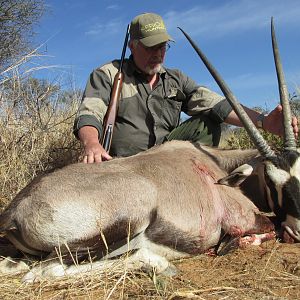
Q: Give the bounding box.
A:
[163,0,300,40]
[83,0,300,41]
[85,19,123,37]
[225,70,300,92]
[106,5,120,10]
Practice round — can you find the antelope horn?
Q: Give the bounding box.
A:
[178,27,275,158]
[271,17,296,151]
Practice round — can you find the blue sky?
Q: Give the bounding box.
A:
[33,0,300,110]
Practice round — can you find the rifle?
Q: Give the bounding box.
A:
[101,24,130,152]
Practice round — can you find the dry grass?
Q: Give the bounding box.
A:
[0,60,82,210]
[0,240,299,299]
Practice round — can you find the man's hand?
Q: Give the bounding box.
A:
[82,141,112,163]
[78,126,112,163]
[263,105,298,139]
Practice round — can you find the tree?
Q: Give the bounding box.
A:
[0,0,45,70]
[290,92,300,117]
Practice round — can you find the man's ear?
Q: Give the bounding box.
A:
[218,163,254,187]
[128,39,135,52]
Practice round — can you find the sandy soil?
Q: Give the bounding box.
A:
[172,241,300,299]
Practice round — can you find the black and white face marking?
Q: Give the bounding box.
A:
[264,150,300,242]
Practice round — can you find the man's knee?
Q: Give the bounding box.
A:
[167,114,221,146]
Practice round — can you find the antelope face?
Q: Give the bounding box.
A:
[179,19,299,243]
[264,150,300,242]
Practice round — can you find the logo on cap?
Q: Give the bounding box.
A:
[142,21,166,33]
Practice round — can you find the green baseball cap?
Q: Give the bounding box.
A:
[130,13,174,47]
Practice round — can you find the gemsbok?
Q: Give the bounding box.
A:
[0,18,299,283]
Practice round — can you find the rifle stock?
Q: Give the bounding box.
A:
[101,24,130,152]
[101,72,124,151]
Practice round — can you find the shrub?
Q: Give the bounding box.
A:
[0,71,82,210]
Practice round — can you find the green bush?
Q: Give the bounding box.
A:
[224,93,300,151]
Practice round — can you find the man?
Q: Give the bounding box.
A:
[73,12,298,164]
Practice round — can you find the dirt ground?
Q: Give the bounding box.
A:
[0,240,299,300]
[173,241,300,300]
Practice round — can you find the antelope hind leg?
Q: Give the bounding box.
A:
[0,256,30,275]
[22,247,178,283]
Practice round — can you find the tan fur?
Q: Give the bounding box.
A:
[0,140,274,281]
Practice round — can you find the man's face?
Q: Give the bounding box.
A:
[129,41,168,75]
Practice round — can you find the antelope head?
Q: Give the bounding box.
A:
[179,18,300,243]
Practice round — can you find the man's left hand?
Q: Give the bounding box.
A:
[263,105,298,139]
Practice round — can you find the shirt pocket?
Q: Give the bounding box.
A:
[163,88,184,130]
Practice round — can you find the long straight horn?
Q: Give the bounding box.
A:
[178,27,275,158]
[271,17,296,151]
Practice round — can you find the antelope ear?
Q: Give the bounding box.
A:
[218,164,254,186]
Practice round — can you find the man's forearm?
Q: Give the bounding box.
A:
[224,105,263,128]
[78,126,100,146]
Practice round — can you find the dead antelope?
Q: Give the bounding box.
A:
[0,19,298,283]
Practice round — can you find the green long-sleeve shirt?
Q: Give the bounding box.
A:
[74,56,232,157]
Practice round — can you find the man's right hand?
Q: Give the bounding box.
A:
[82,141,112,163]
[78,126,112,163]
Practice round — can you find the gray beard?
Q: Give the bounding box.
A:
[145,64,162,75]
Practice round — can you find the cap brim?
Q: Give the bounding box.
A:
[139,33,175,47]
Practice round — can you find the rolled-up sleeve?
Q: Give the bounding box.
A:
[73,67,113,139]
[209,98,233,123]
[181,72,232,123]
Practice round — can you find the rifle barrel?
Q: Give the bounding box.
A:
[119,24,130,72]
